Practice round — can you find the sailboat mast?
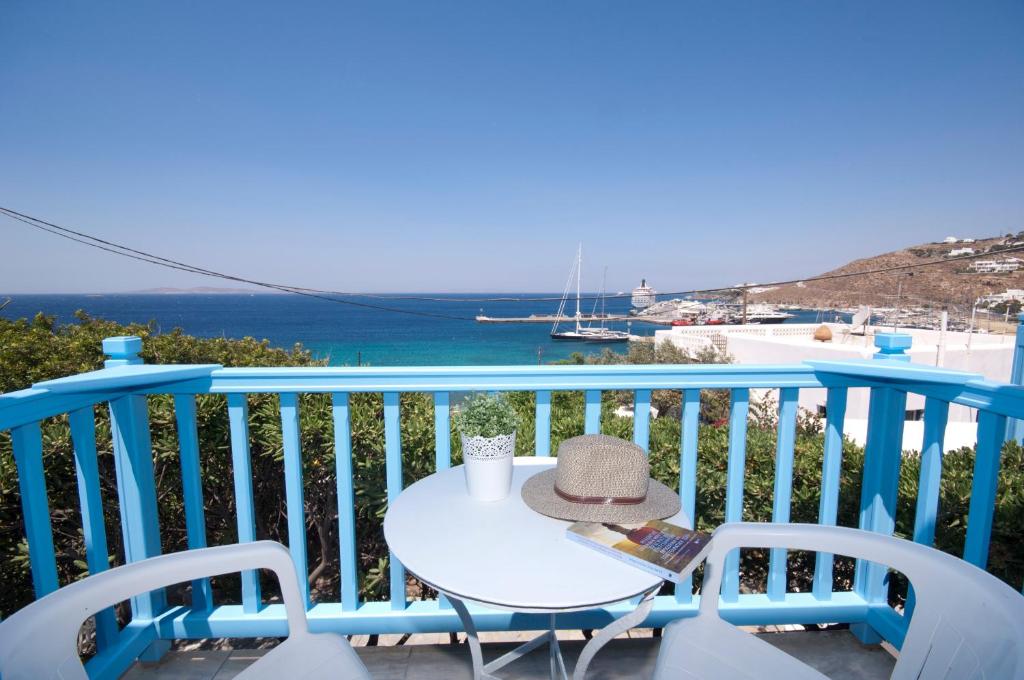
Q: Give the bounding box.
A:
[575,243,582,332]
[600,266,608,329]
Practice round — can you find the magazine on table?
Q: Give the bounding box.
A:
[566,519,711,583]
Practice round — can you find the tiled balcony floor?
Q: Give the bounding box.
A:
[122,628,897,679]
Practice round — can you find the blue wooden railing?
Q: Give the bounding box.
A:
[3,327,1024,678]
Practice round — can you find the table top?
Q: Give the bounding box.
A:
[383,458,689,612]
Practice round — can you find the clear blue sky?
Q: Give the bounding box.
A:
[2,1,1022,294]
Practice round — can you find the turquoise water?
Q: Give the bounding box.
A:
[1,294,839,366]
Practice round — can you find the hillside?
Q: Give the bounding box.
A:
[751,233,1024,311]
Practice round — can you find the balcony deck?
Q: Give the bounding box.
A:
[123,628,896,679]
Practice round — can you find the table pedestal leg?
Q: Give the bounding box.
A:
[571,588,658,680]
[549,613,568,679]
[448,597,569,680]
[448,596,497,680]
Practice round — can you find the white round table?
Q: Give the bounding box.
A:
[384,458,687,680]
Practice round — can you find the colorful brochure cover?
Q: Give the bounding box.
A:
[566,519,711,583]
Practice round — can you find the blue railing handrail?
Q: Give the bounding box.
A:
[7,357,1009,432]
[151,362,832,394]
[909,378,1024,420]
[7,364,1021,431]
[0,387,135,431]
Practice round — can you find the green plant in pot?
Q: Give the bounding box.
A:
[455,393,519,501]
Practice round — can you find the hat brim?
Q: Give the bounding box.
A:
[521,468,681,523]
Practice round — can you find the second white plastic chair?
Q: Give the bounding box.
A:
[653,523,1024,680]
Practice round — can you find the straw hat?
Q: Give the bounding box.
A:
[522,434,680,522]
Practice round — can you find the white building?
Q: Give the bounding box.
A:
[653,323,1016,453]
[980,289,1024,305]
[943,236,959,244]
[970,258,1021,273]
[948,247,976,257]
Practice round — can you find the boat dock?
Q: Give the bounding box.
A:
[475,314,681,325]
[476,314,629,324]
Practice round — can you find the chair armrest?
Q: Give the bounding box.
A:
[0,543,327,679]
[696,523,942,616]
[1,541,311,651]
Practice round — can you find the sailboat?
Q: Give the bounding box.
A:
[583,267,629,342]
[550,246,629,343]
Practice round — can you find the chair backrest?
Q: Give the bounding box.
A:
[0,541,312,680]
[691,524,1024,680]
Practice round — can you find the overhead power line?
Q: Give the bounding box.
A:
[0,207,476,321]
[3,204,1023,311]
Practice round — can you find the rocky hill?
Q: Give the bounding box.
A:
[751,233,1024,311]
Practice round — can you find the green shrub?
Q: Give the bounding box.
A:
[454,393,518,438]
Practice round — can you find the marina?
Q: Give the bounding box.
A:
[476,304,798,326]
[477,245,799,330]
[476,313,630,324]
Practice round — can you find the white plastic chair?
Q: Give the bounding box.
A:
[0,541,371,680]
[653,523,1024,680]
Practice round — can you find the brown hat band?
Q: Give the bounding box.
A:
[553,485,646,506]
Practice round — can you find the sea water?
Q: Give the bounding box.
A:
[0,294,843,366]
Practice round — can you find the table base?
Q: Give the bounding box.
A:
[448,589,658,680]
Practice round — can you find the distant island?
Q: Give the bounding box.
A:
[128,286,273,294]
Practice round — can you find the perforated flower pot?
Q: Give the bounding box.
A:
[461,432,516,501]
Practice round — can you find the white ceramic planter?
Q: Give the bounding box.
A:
[461,431,516,502]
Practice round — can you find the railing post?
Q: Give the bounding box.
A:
[103,336,170,661]
[1007,312,1024,443]
[851,333,910,644]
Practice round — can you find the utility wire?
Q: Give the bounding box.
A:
[0,207,476,321]
[4,204,1023,308]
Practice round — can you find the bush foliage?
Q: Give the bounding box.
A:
[1,314,1021,622]
[454,393,518,438]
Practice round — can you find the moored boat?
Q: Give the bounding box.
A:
[744,304,795,324]
[550,247,629,343]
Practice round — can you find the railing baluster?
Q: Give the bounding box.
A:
[905,397,951,619]
[722,388,749,603]
[676,389,700,604]
[851,384,906,644]
[173,395,212,611]
[432,391,453,609]
[280,393,309,608]
[535,390,552,456]
[963,409,1007,568]
[11,421,59,598]
[584,390,602,434]
[109,392,168,626]
[633,389,651,452]
[768,388,798,602]
[69,408,118,648]
[813,387,848,600]
[913,398,949,547]
[1007,311,1024,443]
[227,393,261,613]
[434,392,451,470]
[332,393,359,612]
[384,392,406,610]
